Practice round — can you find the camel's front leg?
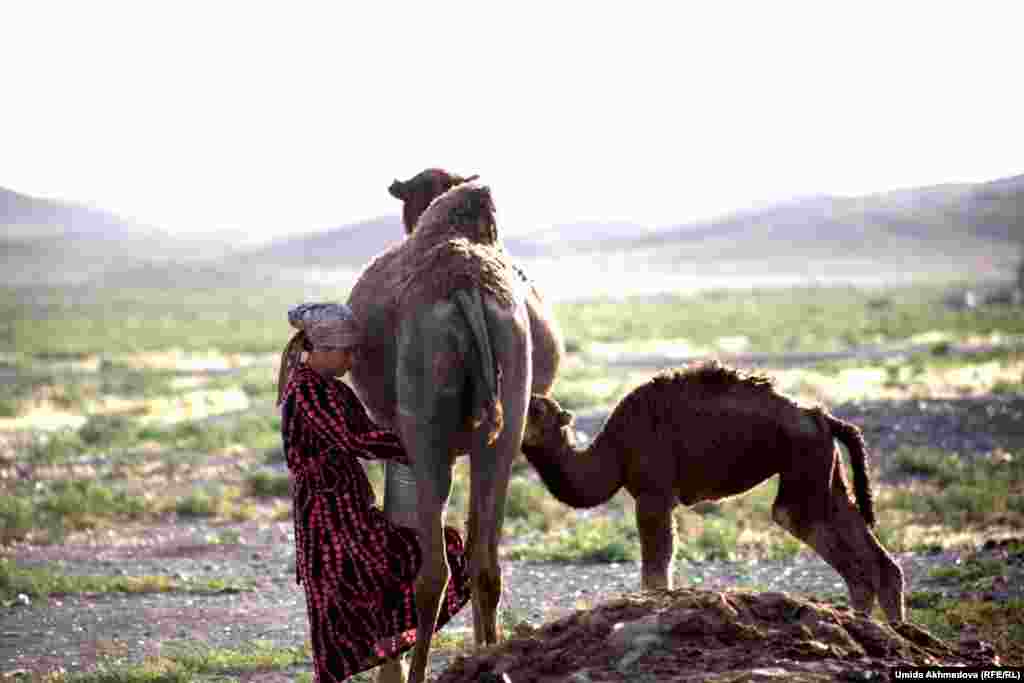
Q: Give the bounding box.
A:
[634,491,677,591]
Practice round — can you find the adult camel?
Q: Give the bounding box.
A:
[347,181,532,683]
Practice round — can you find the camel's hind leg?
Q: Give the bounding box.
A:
[465,298,532,646]
[466,425,520,646]
[395,302,470,683]
[634,492,676,590]
[823,465,904,621]
[772,437,904,621]
[400,418,457,683]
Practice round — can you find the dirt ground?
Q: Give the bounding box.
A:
[434,590,998,683]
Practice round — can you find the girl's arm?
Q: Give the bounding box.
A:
[294,374,408,463]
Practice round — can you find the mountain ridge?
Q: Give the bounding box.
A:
[3,172,1021,287]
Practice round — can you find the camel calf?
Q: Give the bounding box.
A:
[521,361,905,622]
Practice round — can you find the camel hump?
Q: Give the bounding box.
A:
[398,238,524,311]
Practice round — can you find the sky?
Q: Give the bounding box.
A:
[2,1,1022,245]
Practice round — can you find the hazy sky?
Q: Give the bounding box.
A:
[2,2,1021,244]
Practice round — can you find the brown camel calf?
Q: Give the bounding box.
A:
[521,361,905,622]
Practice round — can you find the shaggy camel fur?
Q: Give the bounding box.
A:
[347,181,532,683]
[521,361,905,622]
[387,168,564,395]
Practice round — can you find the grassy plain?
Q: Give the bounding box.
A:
[2,278,1023,675]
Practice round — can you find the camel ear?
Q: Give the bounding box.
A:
[558,410,574,427]
[388,180,407,200]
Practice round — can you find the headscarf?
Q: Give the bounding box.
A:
[277,302,363,404]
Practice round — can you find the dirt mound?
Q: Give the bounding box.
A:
[437,589,996,683]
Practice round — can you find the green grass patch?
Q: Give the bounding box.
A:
[554,283,1024,353]
[0,493,35,544]
[550,363,633,411]
[926,557,1007,590]
[175,485,230,518]
[0,559,254,604]
[8,281,1022,361]
[1,480,152,543]
[910,598,1024,666]
[246,470,292,498]
[886,447,1024,530]
[1,284,327,356]
[79,414,142,448]
[49,640,309,682]
[890,446,965,485]
[503,477,571,533]
[137,414,279,453]
[692,517,741,562]
[39,480,148,523]
[506,516,639,563]
[25,429,87,465]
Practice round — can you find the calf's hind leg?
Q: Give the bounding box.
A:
[772,452,894,619]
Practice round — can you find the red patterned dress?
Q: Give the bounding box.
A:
[280,364,471,682]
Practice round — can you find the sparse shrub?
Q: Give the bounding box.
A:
[208,529,242,545]
[0,396,20,417]
[263,446,286,464]
[504,478,556,530]
[891,447,963,485]
[98,367,175,397]
[907,590,944,609]
[27,428,84,464]
[871,521,907,553]
[0,495,34,544]
[39,480,147,527]
[992,377,1024,395]
[696,517,739,561]
[506,516,639,563]
[176,487,222,518]
[79,413,138,447]
[247,470,291,498]
[767,535,805,561]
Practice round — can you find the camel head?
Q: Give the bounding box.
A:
[523,394,575,448]
[388,168,480,235]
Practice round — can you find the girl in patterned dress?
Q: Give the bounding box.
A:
[277,303,471,682]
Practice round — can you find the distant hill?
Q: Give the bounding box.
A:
[244,216,405,269]
[4,172,1021,289]
[1,186,229,286]
[619,174,1023,255]
[244,215,550,269]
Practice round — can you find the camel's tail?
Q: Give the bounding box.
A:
[826,413,877,527]
[453,288,503,445]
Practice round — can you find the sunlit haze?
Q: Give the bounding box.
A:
[2,2,1022,245]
